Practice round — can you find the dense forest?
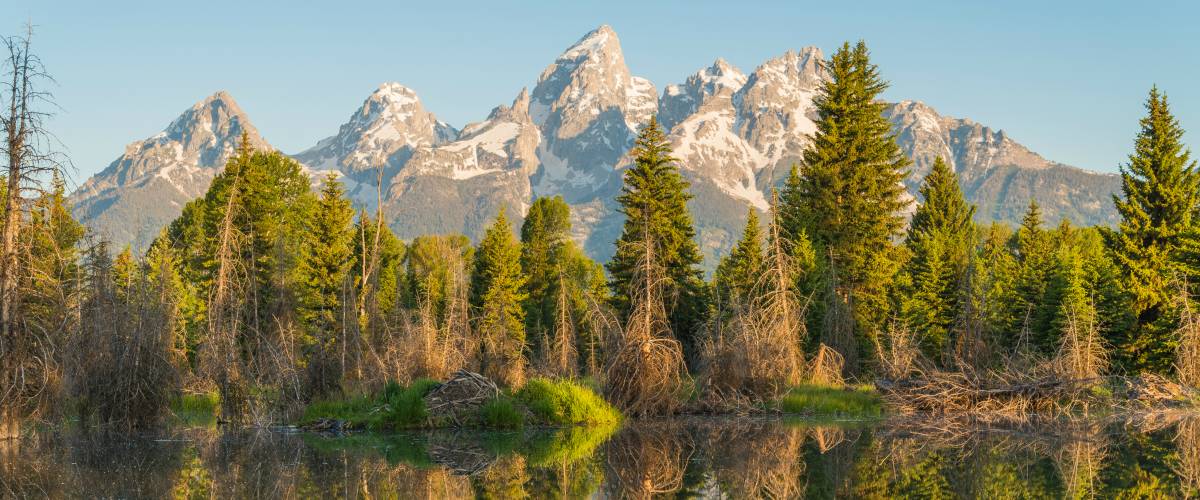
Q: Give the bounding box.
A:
[1,31,1198,435]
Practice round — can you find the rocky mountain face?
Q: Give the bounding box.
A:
[72,25,1121,268]
[71,91,270,250]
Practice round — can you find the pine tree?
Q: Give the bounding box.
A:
[973,223,1020,350]
[144,232,195,366]
[778,164,806,248]
[1011,200,1055,348]
[714,207,764,307]
[112,246,137,301]
[902,157,977,359]
[607,115,707,360]
[786,41,910,366]
[519,196,572,351]
[1108,87,1198,372]
[472,209,527,387]
[297,174,355,340]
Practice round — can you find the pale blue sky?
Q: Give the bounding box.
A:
[5,0,1198,186]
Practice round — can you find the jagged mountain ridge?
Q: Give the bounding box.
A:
[71,25,1120,267]
[71,91,271,249]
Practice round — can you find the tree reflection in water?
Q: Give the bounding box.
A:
[2,415,1200,498]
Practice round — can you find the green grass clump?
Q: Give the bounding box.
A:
[517,378,622,425]
[778,384,883,417]
[481,397,525,429]
[377,379,439,428]
[170,391,219,426]
[302,395,376,424]
[302,379,440,429]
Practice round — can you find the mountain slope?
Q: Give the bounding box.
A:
[71,91,270,250]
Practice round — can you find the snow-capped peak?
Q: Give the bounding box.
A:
[293,82,458,175]
[559,24,617,62]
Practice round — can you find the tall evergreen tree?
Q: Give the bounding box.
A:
[607,116,707,359]
[1108,87,1198,372]
[1011,200,1055,345]
[520,196,572,347]
[297,174,355,339]
[902,157,977,358]
[472,209,527,387]
[714,207,764,307]
[787,41,910,363]
[778,164,806,248]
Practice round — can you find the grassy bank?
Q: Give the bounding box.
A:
[774,384,884,418]
[301,377,622,431]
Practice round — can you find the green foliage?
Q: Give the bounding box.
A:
[405,233,472,315]
[480,397,524,429]
[302,379,439,430]
[516,378,622,426]
[297,174,356,339]
[901,157,977,359]
[714,207,764,307]
[169,392,219,426]
[1108,87,1199,373]
[519,196,606,371]
[607,115,708,359]
[785,41,910,365]
[378,379,439,428]
[473,210,528,386]
[778,384,882,417]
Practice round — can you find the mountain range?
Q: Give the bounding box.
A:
[70,25,1121,267]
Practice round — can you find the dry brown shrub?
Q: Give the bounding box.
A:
[874,319,921,381]
[1054,304,1108,383]
[809,343,846,388]
[1175,289,1200,389]
[538,274,578,379]
[604,240,688,418]
[66,243,181,431]
[699,206,808,403]
[381,255,476,384]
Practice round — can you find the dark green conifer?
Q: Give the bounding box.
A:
[786,41,910,365]
[1108,87,1198,372]
[714,207,764,307]
[607,116,707,359]
[472,209,527,386]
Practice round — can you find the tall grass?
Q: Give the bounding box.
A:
[518,378,621,426]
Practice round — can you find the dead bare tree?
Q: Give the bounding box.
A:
[539,272,578,378]
[1174,283,1200,389]
[699,193,808,403]
[0,25,68,439]
[201,145,250,424]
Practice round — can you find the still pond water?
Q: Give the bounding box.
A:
[2,416,1198,498]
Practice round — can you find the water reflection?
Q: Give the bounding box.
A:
[2,415,1199,498]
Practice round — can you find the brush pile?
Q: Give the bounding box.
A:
[422,370,500,425]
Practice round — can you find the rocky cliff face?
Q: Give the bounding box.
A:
[71,91,270,249]
[73,25,1121,267]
